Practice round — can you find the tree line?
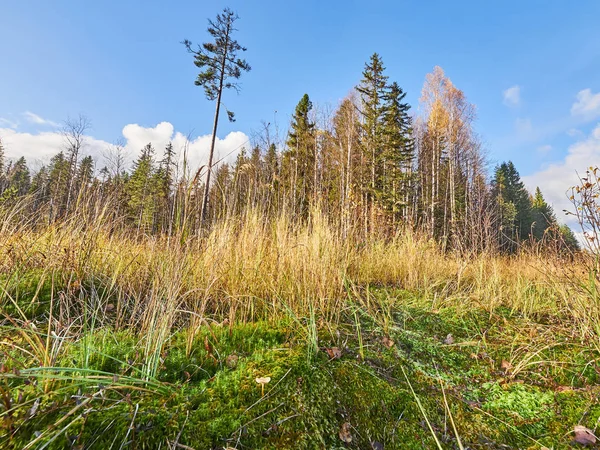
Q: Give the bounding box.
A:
[0,55,579,253]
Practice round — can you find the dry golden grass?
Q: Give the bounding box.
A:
[2,202,599,449]
[0,204,597,343]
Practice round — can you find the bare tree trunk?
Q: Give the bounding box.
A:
[200,22,231,224]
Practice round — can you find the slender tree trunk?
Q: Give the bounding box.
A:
[200,88,224,223]
[200,23,231,224]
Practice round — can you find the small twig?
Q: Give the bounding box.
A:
[233,403,284,444]
[276,413,300,426]
[119,403,139,450]
[173,443,196,450]
[172,410,190,450]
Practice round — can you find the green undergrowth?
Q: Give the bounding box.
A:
[0,270,56,319]
[2,284,600,448]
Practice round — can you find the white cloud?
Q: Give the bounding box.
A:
[0,122,249,176]
[23,111,60,127]
[571,88,600,120]
[0,128,108,168]
[567,128,584,138]
[503,85,521,107]
[536,144,552,154]
[0,117,19,129]
[523,123,600,230]
[120,122,249,171]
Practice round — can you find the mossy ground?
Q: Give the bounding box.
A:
[2,278,600,449]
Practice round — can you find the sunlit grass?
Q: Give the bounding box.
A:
[1,202,599,448]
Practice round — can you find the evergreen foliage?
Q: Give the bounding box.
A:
[531,187,556,240]
[283,93,316,216]
[0,57,582,255]
[127,143,157,230]
[492,161,533,250]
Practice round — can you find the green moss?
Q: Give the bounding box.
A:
[3,284,600,449]
[481,382,554,434]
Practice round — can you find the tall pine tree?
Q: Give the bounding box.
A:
[183,7,251,223]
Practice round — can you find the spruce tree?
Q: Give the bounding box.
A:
[48,152,70,219]
[504,161,533,239]
[30,166,49,194]
[8,157,31,196]
[559,224,580,252]
[492,161,533,250]
[30,166,50,209]
[155,142,176,232]
[127,144,157,231]
[531,187,556,240]
[381,81,413,219]
[75,155,95,193]
[357,53,389,210]
[284,94,316,216]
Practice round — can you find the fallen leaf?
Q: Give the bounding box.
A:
[382,336,395,348]
[204,336,212,354]
[443,334,454,345]
[556,385,572,392]
[226,354,239,369]
[325,347,342,360]
[573,425,597,446]
[339,422,352,443]
[28,398,40,417]
[501,360,512,373]
[529,327,538,337]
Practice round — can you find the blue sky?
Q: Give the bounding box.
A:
[1,0,600,218]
